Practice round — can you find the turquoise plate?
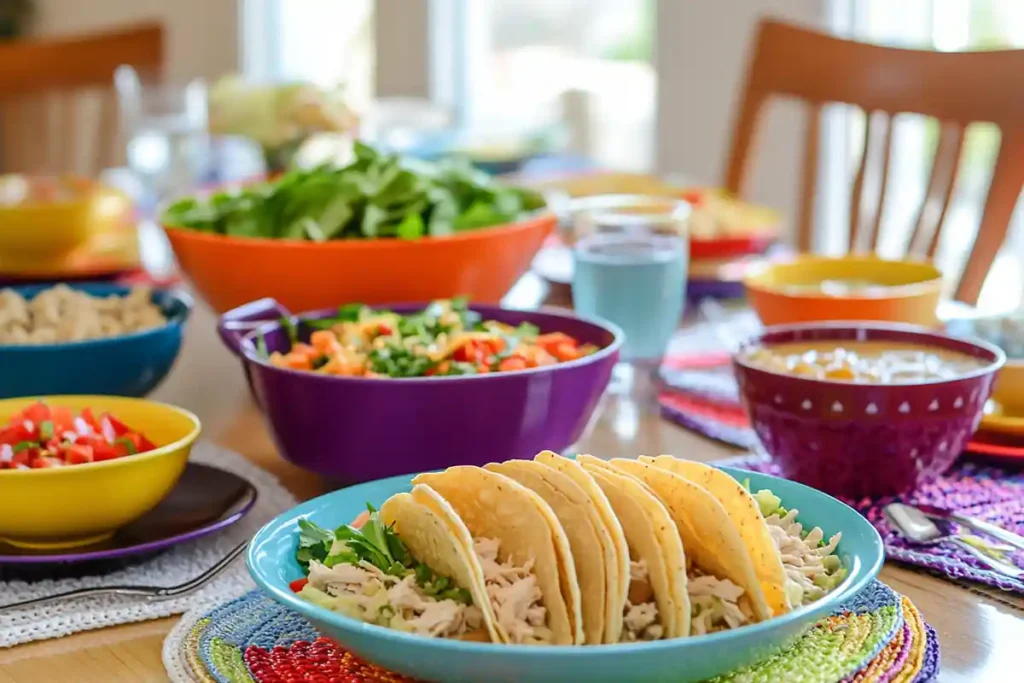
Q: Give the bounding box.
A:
[247,466,884,683]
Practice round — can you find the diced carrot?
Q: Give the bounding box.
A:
[310,330,343,354]
[283,354,313,370]
[476,363,491,373]
[551,342,581,362]
[498,356,528,372]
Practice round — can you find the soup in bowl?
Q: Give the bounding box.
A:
[734,323,1004,498]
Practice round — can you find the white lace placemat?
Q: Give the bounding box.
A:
[0,441,296,648]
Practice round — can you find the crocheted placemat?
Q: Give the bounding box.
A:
[163,580,939,683]
[0,442,297,648]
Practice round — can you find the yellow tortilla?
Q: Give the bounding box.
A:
[604,458,773,622]
[486,459,614,645]
[534,450,630,642]
[577,455,690,638]
[643,456,792,616]
[413,467,584,645]
[380,487,502,643]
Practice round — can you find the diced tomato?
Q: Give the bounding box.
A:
[101,413,131,437]
[64,444,94,465]
[376,323,393,336]
[79,407,101,431]
[497,356,529,372]
[92,442,122,462]
[679,189,705,207]
[20,402,51,426]
[50,406,75,434]
[289,578,309,593]
[476,363,491,373]
[29,456,62,469]
[534,333,578,355]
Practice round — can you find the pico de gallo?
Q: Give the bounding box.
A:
[0,402,157,470]
[265,298,600,378]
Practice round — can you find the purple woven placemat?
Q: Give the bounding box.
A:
[721,452,1024,594]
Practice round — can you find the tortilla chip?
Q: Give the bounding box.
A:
[577,455,690,638]
[413,466,583,645]
[381,487,501,643]
[605,458,774,622]
[643,456,792,616]
[487,459,615,645]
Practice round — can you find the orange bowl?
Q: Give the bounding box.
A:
[745,256,943,328]
[163,213,555,313]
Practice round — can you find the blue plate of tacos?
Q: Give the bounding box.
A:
[247,454,884,683]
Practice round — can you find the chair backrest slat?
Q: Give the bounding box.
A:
[724,18,1024,304]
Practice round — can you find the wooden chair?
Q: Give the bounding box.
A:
[0,22,163,176]
[724,18,1024,304]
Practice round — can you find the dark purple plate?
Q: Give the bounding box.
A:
[0,462,256,575]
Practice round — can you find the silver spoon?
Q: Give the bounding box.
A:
[0,540,248,614]
[883,503,1024,579]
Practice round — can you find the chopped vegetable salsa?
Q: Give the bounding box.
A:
[0,402,156,470]
[266,298,599,378]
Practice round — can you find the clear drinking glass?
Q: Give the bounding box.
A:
[571,196,690,401]
[114,66,209,207]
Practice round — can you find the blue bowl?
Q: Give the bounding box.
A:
[248,466,884,683]
[0,282,191,399]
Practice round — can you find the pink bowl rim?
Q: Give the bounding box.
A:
[733,321,1006,387]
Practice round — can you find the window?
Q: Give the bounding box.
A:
[454,0,656,170]
[828,0,1024,311]
[248,0,374,111]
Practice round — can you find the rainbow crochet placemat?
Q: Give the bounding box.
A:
[164,581,939,683]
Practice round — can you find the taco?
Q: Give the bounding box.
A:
[294,486,501,642]
[601,457,775,634]
[644,456,845,608]
[576,455,691,641]
[413,466,584,645]
[534,449,630,642]
[486,458,623,644]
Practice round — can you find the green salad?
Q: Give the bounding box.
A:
[161,142,546,241]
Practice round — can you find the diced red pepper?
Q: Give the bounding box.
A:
[289,578,309,593]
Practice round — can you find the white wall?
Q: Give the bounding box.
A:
[656,0,827,240]
[32,0,241,81]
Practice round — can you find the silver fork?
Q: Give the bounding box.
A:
[0,540,248,614]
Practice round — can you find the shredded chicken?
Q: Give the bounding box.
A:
[687,569,753,636]
[619,559,664,642]
[474,537,553,644]
[765,508,842,605]
[306,559,483,638]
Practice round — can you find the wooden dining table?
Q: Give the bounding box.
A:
[1,280,1022,683]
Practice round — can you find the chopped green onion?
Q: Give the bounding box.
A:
[114,437,138,455]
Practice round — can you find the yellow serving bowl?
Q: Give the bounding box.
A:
[745,256,944,328]
[980,361,1024,437]
[0,396,200,549]
[0,182,132,256]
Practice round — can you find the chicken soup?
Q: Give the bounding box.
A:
[743,340,987,383]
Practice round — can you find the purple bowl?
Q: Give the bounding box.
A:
[218,300,621,483]
[733,323,1005,498]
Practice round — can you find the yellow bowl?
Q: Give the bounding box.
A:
[0,396,200,549]
[980,361,1024,436]
[0,183,132,256]
[745,256,944,328]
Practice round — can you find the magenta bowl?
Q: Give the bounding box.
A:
[733,323,1005,498]
[218,300,621,483]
